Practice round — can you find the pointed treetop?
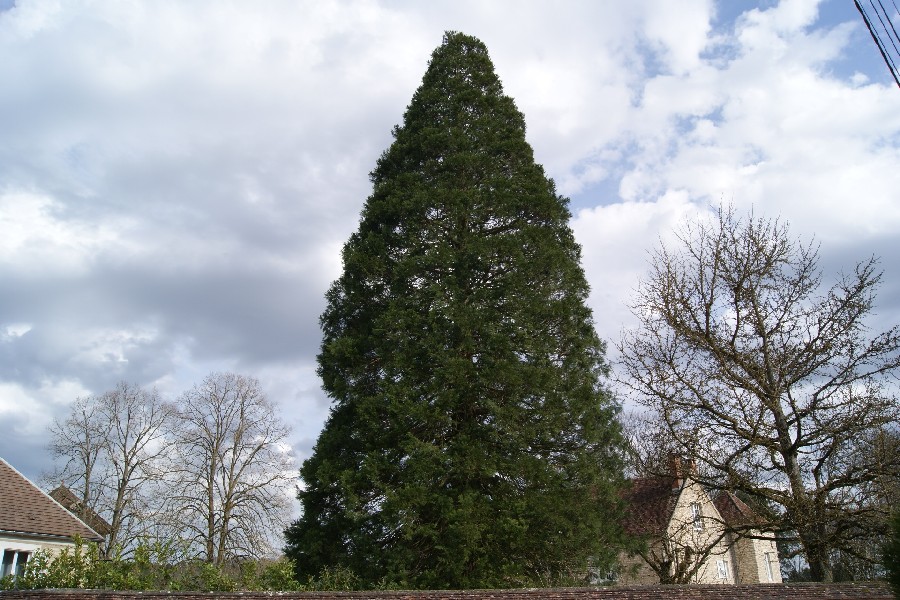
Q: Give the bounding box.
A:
[404,30,520,129]
[421,31,502,95]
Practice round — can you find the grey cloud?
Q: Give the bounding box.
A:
[0,1,897,499]
[0,417,52,484]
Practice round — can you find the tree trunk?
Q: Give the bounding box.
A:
[799,525,834,582]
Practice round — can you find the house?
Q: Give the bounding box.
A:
[0,457,104,579]
[617,458,782,585]
[713,489,783,584]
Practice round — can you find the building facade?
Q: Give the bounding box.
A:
[618,460,782,585]
[0,457,104,579]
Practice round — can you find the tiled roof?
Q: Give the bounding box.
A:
[0,585,894,600]
[0,457,104,542]
[49,484,113,537]
[712,490,763,527]
[0,585,893,600]
[621,476,680,536]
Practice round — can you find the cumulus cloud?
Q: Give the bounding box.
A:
[571,0,900,358]
[0,0,897,493]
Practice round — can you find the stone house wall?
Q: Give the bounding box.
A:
[731,534,781,584]
[666,480,734,584]
[618,479,745,585]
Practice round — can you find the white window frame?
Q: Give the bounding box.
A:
[0,550,13,578]
[1,549,30,579]
[716,559,729,580]
[690,501,704,530]
[764,551,777,581]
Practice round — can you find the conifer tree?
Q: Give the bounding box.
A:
[285,32,625,589]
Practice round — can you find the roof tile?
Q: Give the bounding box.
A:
[0,457,104,542]
[712,490,763,527]
[621,476,680,536]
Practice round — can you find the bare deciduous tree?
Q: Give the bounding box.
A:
[99,382,176,554]
[618,206,900,582]
[620,410,688,479]
[168,372,294,566]
[47,395,106,514]
[46,382,175,557]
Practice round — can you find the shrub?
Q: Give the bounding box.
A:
[0,536,303,592]
[885,511,900,599]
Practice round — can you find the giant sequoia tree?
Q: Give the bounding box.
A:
[285,32,625,589]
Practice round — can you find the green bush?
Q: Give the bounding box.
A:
[304,565,362,591]
[885,511,900,599]
[0,537,303,592]
[255,559,306,591]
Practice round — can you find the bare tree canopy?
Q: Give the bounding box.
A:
[47,374,295,565]
[100,382,175,554]
[46,382,175,557]
[618,206,900,582]
[169,372,294,566]
[48,395,106,512]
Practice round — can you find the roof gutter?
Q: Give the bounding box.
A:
[0,529,103,543]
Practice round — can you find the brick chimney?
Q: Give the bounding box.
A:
[670,455,683,489]
[669,455,697,489]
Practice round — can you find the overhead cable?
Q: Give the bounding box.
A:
[855,0,900,88]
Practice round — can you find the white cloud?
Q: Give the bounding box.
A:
[0,0,897,494]
[574,192,709,344]
[642,0,715,74]
[604,0,900,246]
[0,378,91,434]
[3,323,32,337]
[0,191,123,274]
[743,0,821,36]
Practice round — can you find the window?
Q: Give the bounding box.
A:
[1,550,13,578]
[15,552,29,577]
[716,559,730,580]
[1,550,30,579]
[690,502,704,530]
[764,552,777,582]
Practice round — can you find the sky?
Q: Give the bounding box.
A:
[1,0,899,496]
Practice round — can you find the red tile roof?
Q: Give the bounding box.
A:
[621,476,680,536]
[0,457,104,542]
[712,490,763,527]
[49,484,113,537]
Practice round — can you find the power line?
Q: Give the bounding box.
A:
[855,0,900,88]
[881,0,900,46]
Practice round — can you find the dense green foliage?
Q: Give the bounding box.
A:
[885,511,900,597]
[285,32,625,589]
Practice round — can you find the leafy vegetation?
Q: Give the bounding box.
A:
[0,538,307,592]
